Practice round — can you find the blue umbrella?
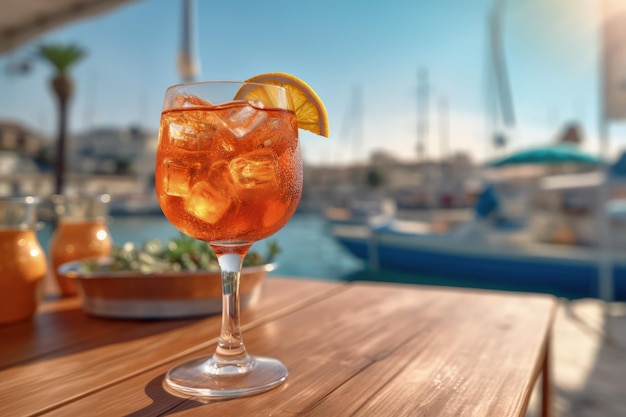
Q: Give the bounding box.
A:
[486,143,601,167]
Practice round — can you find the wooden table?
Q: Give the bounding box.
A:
[0,277,556,417]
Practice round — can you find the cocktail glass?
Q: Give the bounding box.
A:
[155,81,302,398]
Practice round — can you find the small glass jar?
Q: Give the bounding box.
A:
[49,194,113,296]
[0,196,48,325]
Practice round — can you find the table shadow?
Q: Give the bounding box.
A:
[558,308,626,416]
[123,374,205,417]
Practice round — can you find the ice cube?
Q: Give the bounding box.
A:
[208,160,236,196]
[218,103,267,138]
[162,109,227,151]
[262,200,286,229]
[174,94,213,108]
[162,159,201,197]
[184,181,232,224]
[167,122,199,150]
[230,149,278,189]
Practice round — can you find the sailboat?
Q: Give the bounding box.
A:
[330,1,626,301]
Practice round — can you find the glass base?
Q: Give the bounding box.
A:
[164,355,288,399]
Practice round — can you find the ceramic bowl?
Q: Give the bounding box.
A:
[58,259,274,319]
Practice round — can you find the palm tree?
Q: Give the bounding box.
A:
[36,43,86,195]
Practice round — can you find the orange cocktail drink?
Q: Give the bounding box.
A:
[0,229,47,324]
[154,76,327,399]
[0,196,47,324]
[49,194,112,296]
[50,219,112,295]
[156,102,302,248]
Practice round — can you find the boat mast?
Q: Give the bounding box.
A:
[337,85,364,164]
[178,0,200,83]
[596,0,626,327]
[438,96,449,162]
[351,85,364,163]
[416,68,429,162]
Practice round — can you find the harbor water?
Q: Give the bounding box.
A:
[36,213,366,281]
[36,212,584,298]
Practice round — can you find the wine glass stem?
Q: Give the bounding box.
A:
[215,253,249,363]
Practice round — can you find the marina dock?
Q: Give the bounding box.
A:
[526,299,626,416]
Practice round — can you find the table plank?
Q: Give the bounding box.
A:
[0,278,344,417]
[347,288,553,417]
[0,296,200,370]
[39,282,556,417]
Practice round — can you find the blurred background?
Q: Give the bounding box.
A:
[2,0,622,166]
[1,0,626,291]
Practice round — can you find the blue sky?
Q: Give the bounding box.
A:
[0,0,622,165]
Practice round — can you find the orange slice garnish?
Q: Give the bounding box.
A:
[236,72,329,137]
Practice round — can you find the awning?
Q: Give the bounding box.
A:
[486,143,602,168]
[0,0,135,54]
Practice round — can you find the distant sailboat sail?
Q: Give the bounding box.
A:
[488,0,515,128]
[484,0,515,155]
